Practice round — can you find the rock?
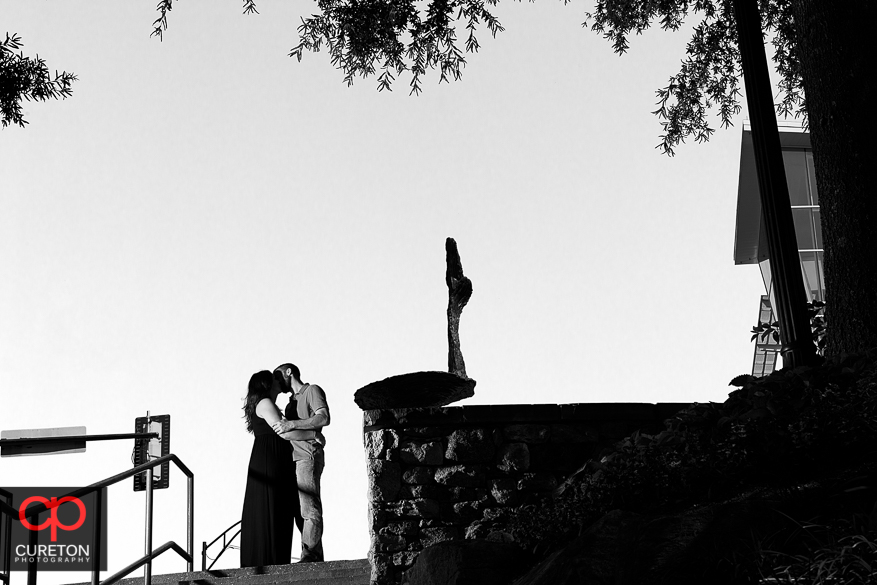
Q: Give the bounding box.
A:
[464,521,490,540]
[406,427,450,439]
[367,504,387,534]
[399,484,447,500]
[482,508,507,523]
[445,428,495,462]
[403,467,437,485]
[445,237,473,379]
[419,519,448,528]
[393,551,420,569]
[387,498,442,519]
[375,531,409,552]
[435,465,485,487]
[354,371,476,409]
[496,443,530,473]
[504,424,550,443]
[370,550,394,585]
[448,487,487,502]
[420,526,461,547]
[400,440,445,465]
[517,473,557,493]
[368,459,402,501]
[486,531,516,544]
[403,540,530,585]
[549,424,598,444]
[383,521,420,536]
[451,498,490,523]
[489,478,523,505]
[364,409,394,427]
[365,428,400,459]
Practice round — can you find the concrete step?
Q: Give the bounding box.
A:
[68,559,370,585]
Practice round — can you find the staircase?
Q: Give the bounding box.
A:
[69,559,370,585]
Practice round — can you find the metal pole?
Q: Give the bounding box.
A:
[186,475,194,572]
[1,490,12,585]
[731,0,817,368]
[144,467,153,585]
[0,432,159,447]
[91,489,103,585]
[26,509,38,585]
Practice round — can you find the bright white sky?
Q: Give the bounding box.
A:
[1,1,765,583]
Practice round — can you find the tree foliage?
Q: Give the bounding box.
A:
[3,0,807,153]
[0,33,77,128]
[156,0,807,155]
[586,0,804,154]
[752,300,827,355]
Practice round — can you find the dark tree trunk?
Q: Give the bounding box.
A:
[793,0,877,354]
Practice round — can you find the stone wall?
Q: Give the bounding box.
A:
[362,402,689,584]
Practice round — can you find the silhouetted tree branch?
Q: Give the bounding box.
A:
[0,33,77,128]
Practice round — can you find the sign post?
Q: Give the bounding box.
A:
[0,428,87,457]
[0,429,159,457]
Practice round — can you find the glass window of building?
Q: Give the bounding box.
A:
[734,123,824,376]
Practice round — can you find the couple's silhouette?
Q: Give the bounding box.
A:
[240,364,330,566]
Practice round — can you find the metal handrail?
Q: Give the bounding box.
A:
[102,541,189,585]
[0,453,194,585]
[0,487,12,585]
[201,520,241,571]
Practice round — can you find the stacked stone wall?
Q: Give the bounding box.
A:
[362,402,689,584]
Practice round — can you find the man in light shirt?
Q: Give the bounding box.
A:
[272,363,330,563]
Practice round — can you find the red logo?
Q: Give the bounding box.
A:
[19,496,86,542]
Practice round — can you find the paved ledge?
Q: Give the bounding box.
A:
[65,559,370,585]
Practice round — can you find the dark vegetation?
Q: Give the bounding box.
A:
[0,33,76,128]
[752,300,828,356]
[507,349,877,582]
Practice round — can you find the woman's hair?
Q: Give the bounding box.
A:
[243,370,274,433]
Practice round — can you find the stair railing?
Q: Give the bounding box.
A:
[0,487,12,585]
[0,453,193,585]
[200,520,241,571]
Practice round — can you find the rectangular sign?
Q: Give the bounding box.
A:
[0,486,108,571]
[1,427,87,457]
[133,415,170,491]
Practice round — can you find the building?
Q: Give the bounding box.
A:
[734,120,824,376]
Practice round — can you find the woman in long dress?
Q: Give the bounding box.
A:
[240,370,297,567]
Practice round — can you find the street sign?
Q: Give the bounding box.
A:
[133,415,170,491]
[0,427,86,457]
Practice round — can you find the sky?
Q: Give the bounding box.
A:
[1,1,766,583]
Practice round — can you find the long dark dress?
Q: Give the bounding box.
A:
[240,415,297,567]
